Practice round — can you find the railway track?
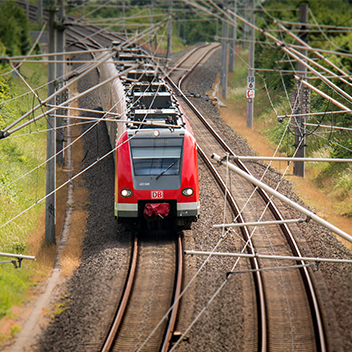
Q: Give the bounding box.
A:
[64,23,185,352]
[166,44,326,351]
[18,3,328,349]
[101,233,183,352]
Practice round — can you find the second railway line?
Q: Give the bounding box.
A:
[167,44,325,351]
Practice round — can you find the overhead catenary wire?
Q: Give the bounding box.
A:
[0,17,168,136]
[0,50,118,137]
[312,131,352,155]
[84,8,344,350]
[74,7,152,43]
[295,76,352,115]
[5,47,110,61]
[185,250,352,265]
[226,8,352,106]
[0,108,147,230]
[4,120,95,140]
[275,21,352,83]
[0,60,140,138]
[4,6,350,350]
[0,13,171,136]
[140,36,308,348]
[308,7,352,58]
[0,62,166,193]
[0,24,182,238]
[75,0,112,22]
[3,18,175,214]
[213,153,352,243]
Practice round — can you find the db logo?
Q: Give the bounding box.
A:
[151,191,163,199]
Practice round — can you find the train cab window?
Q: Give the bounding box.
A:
[130,138,183,177]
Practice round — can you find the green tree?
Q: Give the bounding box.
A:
[0,1,30,56]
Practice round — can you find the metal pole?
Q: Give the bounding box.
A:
[228,0,236,73]
[37,0,43,20]
[150,0,153,49]
[220,0,228,99]
[122,0,125,34]
[293,3,308,177]
[212,153,352,244]
[46,2,57,244]
[26,0,29,18]
[56,0,65,166]
[166,0,172,60]
[242,0,248,49]
[246,0,254,128]
[215,18,218,41]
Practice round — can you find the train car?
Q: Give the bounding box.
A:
[99,44,200,231]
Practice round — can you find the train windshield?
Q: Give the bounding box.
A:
[130,138,183,176]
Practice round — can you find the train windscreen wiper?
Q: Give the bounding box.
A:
[155,158,180,180]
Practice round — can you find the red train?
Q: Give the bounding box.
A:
[99,45,200,231]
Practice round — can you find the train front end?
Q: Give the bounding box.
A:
[115,128,199,231]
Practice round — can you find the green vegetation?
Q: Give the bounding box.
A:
[0,1,30,56]
[228,0,352,217]
[0,4,48,339]
[0,60,48,331]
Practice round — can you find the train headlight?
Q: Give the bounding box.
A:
[182,188,194,197]
[121,189,133,198]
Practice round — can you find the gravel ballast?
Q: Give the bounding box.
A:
[33,47,352,352]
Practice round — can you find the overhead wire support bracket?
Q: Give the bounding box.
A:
[212,152,352,244]
[228,156,352,163]
[226,263,316,278]
[213,218,307,229]
[0,252,35,268]
[184,250,352,265]
[0,62,142,138]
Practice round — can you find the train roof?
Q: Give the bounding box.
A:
[114,47,187,131]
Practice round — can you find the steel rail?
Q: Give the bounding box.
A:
[101,236,139,352]
[167,43,210,77]
[160,234,184,352]
[164,53,267,350]
[187,80,326,351]
[165,44,326,351]
[66,28,102,50]
[178,43,221,89]
[197,146,267,351]
[77,23,125,43]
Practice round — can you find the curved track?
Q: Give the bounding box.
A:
[166,44,326,351]
[19,4,327,349]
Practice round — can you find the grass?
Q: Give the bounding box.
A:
[0,59,91,343]
[0,61,56,342]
